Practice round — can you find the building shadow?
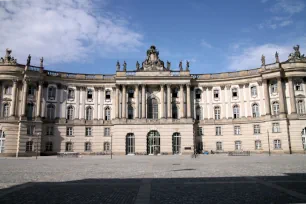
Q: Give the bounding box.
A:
[0,173,306,204]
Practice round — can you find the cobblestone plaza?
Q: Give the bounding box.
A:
[0,155,306,203]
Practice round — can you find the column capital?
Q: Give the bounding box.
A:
[12,78,19,83]
[238,84,244,88]
[245,84,249,88]
[257,80,263,86]
[220,85,225,90]
[23,77,30,83]
[186,83,191,88]
[226,85,231,90]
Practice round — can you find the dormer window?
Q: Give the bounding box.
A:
[87,89,93,100]
[195,89,201,99]
[214,90,219,99]
[48,86,56,100]
[68,89,75,100]
[232,88,238,98]
[128,89,134,98]
[105,90,111,100]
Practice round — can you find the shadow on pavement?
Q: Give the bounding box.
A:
[0,173,306,204]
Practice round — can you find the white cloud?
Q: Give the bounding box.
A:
[0,0,143,65]
[279,20,293,27]
[228,43,296,71]
[271,0,305,14]
[200,40,213,48]
[261,0,269,3]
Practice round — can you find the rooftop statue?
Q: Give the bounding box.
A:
[179,61,183,71]
[288,45,306,62]
[186,60,190,71]
[27,54,31,66]
[40,57,44,67]
[167,61,171,70]
[123,61,127,71]
[136,61,140,70]
[116,61,120,71]
[2,48,17,64]
[275,52,280,63]
[142,45,166,71]
[261,55,265,66]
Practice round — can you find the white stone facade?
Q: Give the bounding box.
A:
[0,46,306,156]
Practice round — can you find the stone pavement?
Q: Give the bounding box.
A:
[0,154,306,203]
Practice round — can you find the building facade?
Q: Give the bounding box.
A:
[0,45,306,156]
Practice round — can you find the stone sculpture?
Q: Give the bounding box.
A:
[116,61,120,71]
[261,55,265,66]
[275,52,279,63]
[27,54,31,66]
[123,61,127,71]
[179,61,183,71]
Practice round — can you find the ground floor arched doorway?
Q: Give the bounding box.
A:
[126,133,135,155]
[147,130,160,155]
[172,132,181,154]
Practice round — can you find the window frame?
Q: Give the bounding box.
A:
[250,86,257,97]
[3,103,10,118]
[48,86,56,100]
[270,81,278,94]
[65,142,73,152]
[235,141,242,150]
[214,106,221,120]
[252,103,260,118]
[27,125,35,136]
[254,124,260,134]
[26,141,33,152]
[66,127,73,136]
[84,142,92,152]
[233,105,240,119]
[46,126,54,136]
[45,141,53,152]
[216,141,222,151]
[255,140,262,150]
[213,89,219,100]
[234,126,241,135]
[195,89,201,100]
[272,122,280,133]
[232,88,238,98]
[68,88,75,100]
[272,101,280,115]
[105,107,111,121]
[215,126,222,136]
[105,90,111,101]
[273,139,281,149]
[104,127,110,136]
[197,127,203,136]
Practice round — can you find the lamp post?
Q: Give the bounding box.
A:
[36,132,41,160]
[267,130,271,156]
[110,133,113,159]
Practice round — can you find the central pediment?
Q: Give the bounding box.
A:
[141,45,168,71]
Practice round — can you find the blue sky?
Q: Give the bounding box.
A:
[0,0,305,74]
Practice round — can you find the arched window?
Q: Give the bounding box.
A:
[172,132,181,154]
[26,103,34,120]
[67,106,74,120]
[65,142,73,152]
[105,107,111,121]
[251,86,257,97]
[196,106,202,120]
[252,103,260,118]
[46,104,55,120]
[272,101,279,115]
[86,106,93,120]
[3,103,9,118]
[45,142,53,152]
[126,133,135,155]
[26,141,33,152]
[233,105,239,119]
[148,98,158,119]
[214,106,220,120]
[195,89,201,99]
[48,86,56,100]
[172,104,178,119]
[147,130,160,155]
[298,100,305,114]
[302,128,306,150]
[104,142,110,151]
[128,105,134,119]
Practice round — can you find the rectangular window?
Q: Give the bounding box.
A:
[253,125,260,134]
[4,86,12,95]
[85,142,91,151]
[232,89,238,98]
[216,142,222,151]
[128,89,134,98]
[28,86,35,96]
[271,82,277,94]
[255,140,261,150]
[251,86,257,97]
[68,89,75,100]
[66,127,73,136]
[87,89,93,100]
[46,126,54,136]
[234,126,241,135]
[235,141,241,150]
[274,139,281,149]
[85,127,92,136]
[213,90,219,99]
[27,125,35,136]
[104,128,110,136]
[105,90,111,100]
[65,142,73,152]
[197,127,203,136]
[215,127,222,136]
[272,123,280,133]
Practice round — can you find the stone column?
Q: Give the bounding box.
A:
[135,85,139,118]
[167,85,171,118]
[226,85,231,118]
[75,86,80,119]
[80,87,85,119]
[94,87,99,120]
[277,77,285,114]
[221,86,225,119]
[142,85,146,118]
[288,77,296,114]
[202,86,207,119]
[122,85,126,119]
[56,84,61,119]
[35,81,43,117]
[180,84,184,118]
[206,87,212,119]
[245,84,250,117]
[41,85,46,118]
[99,87,104,120]
[115,85,119,118]
[239,84,245,117]
[263,79,271,115]
[187,84,191,118]
[21,79,28,116]
[60,85,67,118]
[9,79,18,116]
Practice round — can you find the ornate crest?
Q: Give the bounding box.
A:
[288,45,306,62]
[141,45,166,71]
[0,48,17,65]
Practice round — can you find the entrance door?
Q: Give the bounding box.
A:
[172,132,181,154]
[147,131,160,155]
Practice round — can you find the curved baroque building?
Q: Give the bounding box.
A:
[0,45,306,156]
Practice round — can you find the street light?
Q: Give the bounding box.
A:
[111,133,113,159]
[267,130,271,156]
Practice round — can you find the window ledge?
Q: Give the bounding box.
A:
[66,135,74,137]
[85,136,93,137]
